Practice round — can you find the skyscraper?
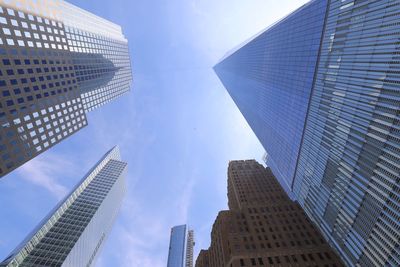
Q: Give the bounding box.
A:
[167,225,196,267]
[195,160,343,267]
[0,0,132,177]
[215,1,400,266]
[214,0,328,195]
[185,230,195,267]
[167,225,187,267]
[0,146,127,267]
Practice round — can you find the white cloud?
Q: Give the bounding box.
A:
[16,153,76,199]
[176,176,196,222]
[98,165,198,266]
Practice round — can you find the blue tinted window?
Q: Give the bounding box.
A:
[215,0,328,193]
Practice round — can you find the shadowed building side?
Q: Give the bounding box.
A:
[72,52,120,94]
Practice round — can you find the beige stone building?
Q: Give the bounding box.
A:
[196,160,343,267]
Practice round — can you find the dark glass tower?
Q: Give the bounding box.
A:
[215,1,400,266]
[0,1,132,177]
[0,146,127,267]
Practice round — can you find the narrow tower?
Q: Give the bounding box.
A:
[185,229,195,267]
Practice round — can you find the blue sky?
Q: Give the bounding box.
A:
[0,0,308,266]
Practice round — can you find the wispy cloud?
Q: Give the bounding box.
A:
[16,153,75,199]
[176,176,196,222]
[118,224,165,267]
[121,180,194,266]
[98,164,198,267]
[107,198,168,267]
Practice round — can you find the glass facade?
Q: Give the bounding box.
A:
[60,1,132,112]
[293,1,400,266]
[0,0,132,178]
[0,146,127,267]
[167,225,187,267]
[216,0,400,266]
[214,0,328,193]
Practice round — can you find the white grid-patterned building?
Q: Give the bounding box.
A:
[0,146,127,267]
[0,0,132,177]
[185,230,195,267]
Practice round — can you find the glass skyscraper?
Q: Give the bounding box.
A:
[0,146,127,267]
[0,0,132,177]
[167,225,187,267]
[214,0,329,194]
[215,0,400,266]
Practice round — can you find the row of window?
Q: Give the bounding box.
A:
[237,251,336,266]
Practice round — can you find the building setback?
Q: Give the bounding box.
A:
[0,0,132,177]
[0,146,127,267]
[214,0,400,266]
[196,160,343,267]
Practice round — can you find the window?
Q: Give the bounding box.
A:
[325,252,331,259]
[7,8,15,16]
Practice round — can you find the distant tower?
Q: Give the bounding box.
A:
[0,146,127,267]
[167,225,187,267]
[0,0,132,177]
[185,230,195,267]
